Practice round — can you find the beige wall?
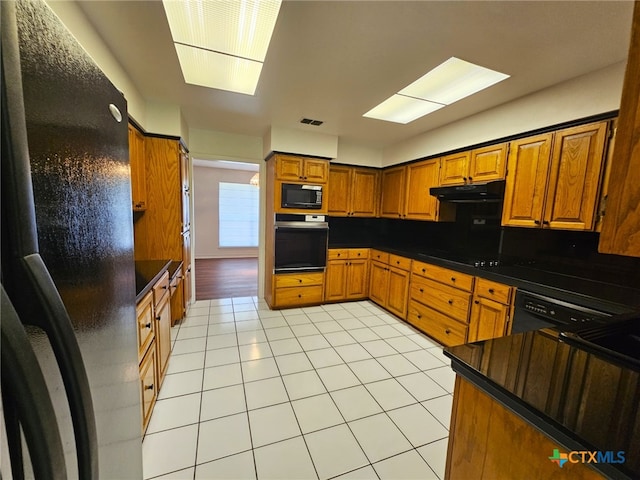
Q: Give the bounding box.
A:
[193,166,259,259]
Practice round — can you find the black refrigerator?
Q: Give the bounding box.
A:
[1,0,142,478]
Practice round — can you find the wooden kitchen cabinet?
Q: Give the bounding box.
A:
[153,271,171,388]
[468,277,515,344]
[446,376,605,480]
[439,143,507,186]
[275,154,328,183]
[380,166,407,218]
[405,158,455,221]
[272,272,324,308]
[169,265,184,327]
[408,260,474,347]
[328,165,378,217]
[128,122,147,211]
[139,343,157,434]
[325,248,369,301]
[599,2,640,257]
[136,291,155,360]
[368,251,410,319]
[134,135,191,314]
[502,122,610,231]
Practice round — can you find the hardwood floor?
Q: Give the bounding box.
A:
[195,257,258,300]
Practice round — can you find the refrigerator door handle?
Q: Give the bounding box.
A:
[1,285,68,480]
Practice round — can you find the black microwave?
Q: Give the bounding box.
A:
[281,183,323,209]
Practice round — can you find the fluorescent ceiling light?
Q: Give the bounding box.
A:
[363,95,445,124]
[175,43,263,95]
[400,57,510,105]
[364,57,509,124]
[162,0,282,94]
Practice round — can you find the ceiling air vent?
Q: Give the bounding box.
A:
[300,118,324,126]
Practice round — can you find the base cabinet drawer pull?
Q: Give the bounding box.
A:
[451,277,456,282]
[488,288,495,294]
[419,288,424,293]
[417,314,422,319]
[299,279,302,283]
[474,300,480,305]
[145,384,154,391]
[298,294,302,298]
[448,299,453,305]
[445,329,451,335]
[144,322,151,329]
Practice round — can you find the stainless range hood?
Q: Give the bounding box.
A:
[430,180,505,203]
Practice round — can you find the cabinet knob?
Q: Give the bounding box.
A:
[468,176,473,182]
[155,315,161,321]
[445,329,451,335]
[463,177,468,182]
[534,220,541,225]
[451,277,456,282]
[145,384,154,391]
[488,288,495,294]
[448,299,453,305]
[337,253,341,257]
[144,322,151,329]
[298,294,302,298]
[396,261,400,265]
[542,220,550,226]
[417,314,422,319]
[299,279,302,283]
[474,300,480,305]
[422,268,426,273]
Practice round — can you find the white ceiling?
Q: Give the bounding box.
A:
[77,0,634,150]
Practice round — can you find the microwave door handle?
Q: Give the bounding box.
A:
[1,285,68,480]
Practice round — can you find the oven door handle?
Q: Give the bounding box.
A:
[275,222,329,230]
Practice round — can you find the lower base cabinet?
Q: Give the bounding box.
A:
[325,249,370,302]
[272,272,324,308]
[137,269,172,434]
[368,250,411,319]
[447,376,604,479]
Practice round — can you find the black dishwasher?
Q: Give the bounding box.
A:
[511,290,611,334]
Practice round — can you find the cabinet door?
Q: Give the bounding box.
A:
[276,155,305,181]
[368,261,389,306]
[468,296,510,343]
[325,260,348,301]
[346,259,369,299]
[303,159,328,183]
[386,266,410,319]
[139,344,157,433]
[440,151,471,185]
[405,159,441,220]
[469,143,507,183]
[502,133,553,227]
[599,4,640,257]
[328,165,351,216]
[351,168,378,217]
[136,291,155,360]
[380,166,406,218]
[129,123,147,210]
[543,122,608,231]
[155,293,172,387]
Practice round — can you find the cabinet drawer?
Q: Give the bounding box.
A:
[412,261,474,292]
[275,272,324,288]
[348,248,369,259]
[328,249,349,260]
[389,254,411,271]
[407,300,468,347]
[136,291,155,360]
[152,270,170,307]
[475,278,513,305]
[411,277,471,322]
[275,285,324,307]
[370,249,390,264]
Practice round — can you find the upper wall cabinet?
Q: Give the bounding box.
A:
[599,2,640,257]
[275,154,328,183]
[405,158,455,221]
[328,165,378,217]
[380,165,407,218]
[128,123,147,211]
[439,143,507,186]
[502,121,609,231]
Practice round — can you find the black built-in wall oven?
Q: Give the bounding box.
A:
[274,214,328,273]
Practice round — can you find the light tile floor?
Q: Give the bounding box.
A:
[142,298,454,480]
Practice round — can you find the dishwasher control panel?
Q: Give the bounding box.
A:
[518,291,611,326]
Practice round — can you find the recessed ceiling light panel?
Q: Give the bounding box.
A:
[363,94,445,124]
[364,57,509,123]
[399,57,510,105]
[175,43,263,95]
[163,0,282,61]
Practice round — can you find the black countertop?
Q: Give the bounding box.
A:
[135,259,171,302]
[352,245,640,314]
[444,330,639,479]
